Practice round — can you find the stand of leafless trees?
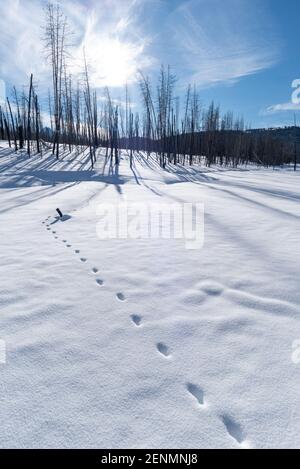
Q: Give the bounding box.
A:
[0,2,298,171]
[1,74,44,156]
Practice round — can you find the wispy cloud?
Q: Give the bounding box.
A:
[0,0,154,95]
[264,102,300,114]
[0,0,281,101]
[0,0,47,90]
[0,79,6,105]
[71,0,154,87]
[167,0,280,88]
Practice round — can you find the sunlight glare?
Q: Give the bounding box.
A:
[82,30,143,88]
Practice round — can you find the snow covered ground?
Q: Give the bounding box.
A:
[0,141,300,449]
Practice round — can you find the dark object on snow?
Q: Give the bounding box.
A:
[56,208,63,218]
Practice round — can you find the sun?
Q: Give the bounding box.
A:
[73,7,149,88]
[93,37,141,87]
[81,29,143,88]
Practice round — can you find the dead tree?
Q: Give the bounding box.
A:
[14,86,24,149]
[139,71,157,156]
[7,97,18,151]
[27,74,33,156]
[34,93,41,153]
[0,107,4,140]
[44,2,70,159]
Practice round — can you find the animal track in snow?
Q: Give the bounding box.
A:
[186,383,204,406]
[222,415,246,445]
[131,315,142,327]
[92,268,99,274]
[80,258,87,263]
[75,250,80,254]
[96,279,104,287]
[157,342,171,358]
[116,292,126,302]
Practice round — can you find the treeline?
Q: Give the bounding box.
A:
[0,74,42,156]
[0,3,298,171]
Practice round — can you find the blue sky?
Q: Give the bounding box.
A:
[0,0,299,128]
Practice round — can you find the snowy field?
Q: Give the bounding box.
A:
[0,141,300,449]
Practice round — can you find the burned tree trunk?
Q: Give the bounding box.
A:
[27,74,33,156]
[7,98,18,151]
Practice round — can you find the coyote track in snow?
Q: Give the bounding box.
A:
[186,383,205,406]
[44,217,109,293]
[131,314,142,327]
[156,342,171,358]
[221,415,248,447]
[116,292,126,302]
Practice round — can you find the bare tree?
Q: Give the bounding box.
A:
[27,74,33,156]
[44,2,70,159]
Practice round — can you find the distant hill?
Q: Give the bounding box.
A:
[247,126,300,144]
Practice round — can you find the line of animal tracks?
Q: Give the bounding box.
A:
[43,214,250,449]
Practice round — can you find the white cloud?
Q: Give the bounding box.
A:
[71,2,153,88]
[0,0,281,102]
[67,0,155,88]
[0,0,154,95]
[264,102,300,114]
[0,79,5,105]
[0,0,47,90]
[167,0,280,88]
